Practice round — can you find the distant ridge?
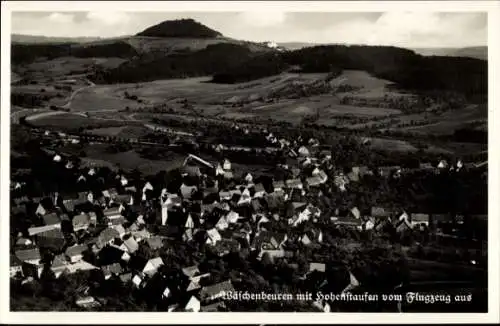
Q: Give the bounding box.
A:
[11,34,103,44]
[280,42,487,61]
[136,18,222,38]
[411,46,487,61]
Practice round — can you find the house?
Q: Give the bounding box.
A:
[272,180,285,192]
[298,146,310,157]
[113,194,134,206]
[258,249,293,262]
[309,262,326,273]
[306,175,323,187]
[350,207,361,220]
[65,261,98,274]
[225,211,240,224]
[411,213,430,227]
[36,228,66,251]
[119,272,132,283]
[102,263,123,280]
[395,218,413,233]
[371,207,390,218]
[72,213,93,231]
[111,224,127,238]
[182,265,200,279]
[50,254,67,278]
[122,234,139,253]
[10,255,23,278]
[183,154,214,176]
[206,228,222,246]
[183,229,194,242]
[143,257,164,277]
[379,166,401,177]
[146,236,164,250]
[374,217,392,232]
[28,224,60,236]
[219,191,232,201]
[223,158,232,171]
[184,295,201,312]
[186,272,211,292]
[199,280,234,303]
[97,228,120,248]
[237,188,252,206]
[364,217,376,231]
[331,217,363,230]
[292,204,321,227]
[313,299,331,313]
[215,216,229,231]
[201,301,226,312]
[184,213,195,229]
[300,234,312,246]
[342,271,361,293]
[103,207,123,223]
[65,244,87,263]
[132,274,145,288]
[334,174,349,192]
[244,173,253,184]
[431,213,452,227]
[437,160,448,169]
[181,184,198,200]
[102,188,119,199]
[252,183,266,198]
[286,179,303,189]
[419,163,435,170]
[75,296,101,309]
[131,228,151,242]
[43,212,61,226]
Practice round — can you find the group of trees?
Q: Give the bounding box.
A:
[11,41,137,65]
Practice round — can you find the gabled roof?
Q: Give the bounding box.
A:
[182,265,200,278]
[28,224,60,236]
[103,207,121,217]
[371,207,390,218]
[65,244,87,257]
[145,257,164,271]
[11,254,24,267]
[102,263,123,276]
[146,236,164,250]
[286,178,303,188]
[65,261,98,274]
[37,228,65,239]
[309,262,326,273]
[98,228,120,245]
[199,280,234,299]
[15,248,41,263]
[73,213,91,227]
[332,216,363,226]
[43,212,61,226]
[411,213,430,223]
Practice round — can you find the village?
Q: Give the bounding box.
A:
[9,124,488,312]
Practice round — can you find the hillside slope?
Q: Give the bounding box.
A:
[412,46,487,61]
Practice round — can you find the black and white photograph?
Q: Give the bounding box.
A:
[1,1,499,324]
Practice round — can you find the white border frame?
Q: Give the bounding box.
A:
[1,1,499,324]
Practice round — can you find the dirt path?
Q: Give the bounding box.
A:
[61,79,96,109]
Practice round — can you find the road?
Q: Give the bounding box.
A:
[11,79,96,124]
[61,79,96,109]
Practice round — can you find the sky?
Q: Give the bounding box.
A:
[11,11,487,48]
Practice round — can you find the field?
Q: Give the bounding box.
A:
[16,69,487,157]
[28,112,132,130]
[67,71,405,125]
[14,56,127,79]
[87,125,152,139]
